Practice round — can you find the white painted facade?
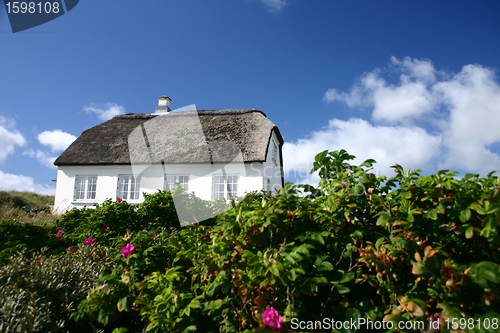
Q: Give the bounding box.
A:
[53,131,283,214]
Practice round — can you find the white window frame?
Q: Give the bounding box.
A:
[212,174,238,200]
[74,175,98,201]
[117,175,141,201]
[164,175,190,192]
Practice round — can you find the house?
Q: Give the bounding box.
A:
[53,96,284,214]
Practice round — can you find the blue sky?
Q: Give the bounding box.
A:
[1,0,499,194]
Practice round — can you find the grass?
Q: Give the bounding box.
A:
[0,191,56,225]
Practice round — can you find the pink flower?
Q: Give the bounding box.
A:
[116,197,122,202]
[262,307,282,329]
[56,230,64,242]
[121,243,134,258]
[83,238,96,245]
[67,246,74,252]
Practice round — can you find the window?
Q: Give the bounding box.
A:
[74,176,97,201]
[165,175,189,192]
[117,175,141,200]
[271,141,278,165]
[212,175,238,200]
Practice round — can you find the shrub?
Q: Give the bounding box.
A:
[72,150,500,332]
[2,150,499,332]
[0,244,116,333]
[53,199,141,246]
[0,220,58,264]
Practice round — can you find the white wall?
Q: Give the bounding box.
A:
[54,162,267,214]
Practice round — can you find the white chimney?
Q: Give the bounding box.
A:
[155,95,172,113]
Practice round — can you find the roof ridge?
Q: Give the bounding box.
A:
[114,108,266,119]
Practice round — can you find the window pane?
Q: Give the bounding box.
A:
[87,176,97,200]
[118,176,129,199]
[213,175,225,200]
[130,176,140,200]
[165,175,175,191]
[227,176,238,199]
[179,176,189,189]
[75,177,85,200]
[165,175,189,192]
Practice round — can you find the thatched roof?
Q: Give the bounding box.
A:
[54,109,283,166]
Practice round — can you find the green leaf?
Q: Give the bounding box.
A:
[360,158,376,167]
[339,271,355,283]
[476,261,499,283]
[269,265,280,277]
[112,328,129,333]
[465,227,473,239]
[296,244,314,256]
[337,285,350,294]
[289,252,303,262]
[117,297,128,312]
[315,150,329,163]
[146,321,158,332]
[319,261,334,272]
[189,299,201,309]
[470,203,486,215]
[98,309,109,326]
[376,212,391,225]
[459,208,471,222]
[285,255,296,264]
[316,234,325,245]
[393,237,410,250]
[426,210,438,220]
[407,212,414,222]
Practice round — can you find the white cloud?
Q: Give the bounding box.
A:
[260,0,287,12]
[0,117,26,165]
[0,170,55,195]
[83,103,125,121]
[38,129,77,152]
[433,64,500,172]
[23,149,57,169]
[293,57,500,185]
[284,118,442,185]
[390,56,437,84]
[324,60,437,124]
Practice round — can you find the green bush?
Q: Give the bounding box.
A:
[1,150,499,332]
[53,189,231,248]
[53,199,141,245]
[71,150,500,332]
[0,221,58,264]
[0,244,116,333]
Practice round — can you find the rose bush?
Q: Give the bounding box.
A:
[70,150,499,332]
[1,150,498,332]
